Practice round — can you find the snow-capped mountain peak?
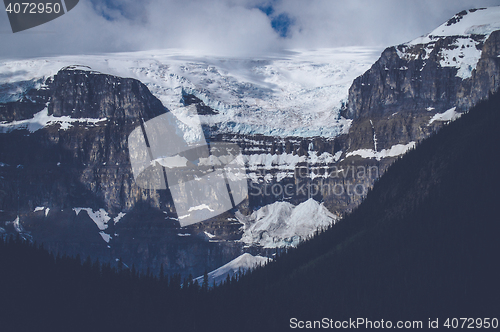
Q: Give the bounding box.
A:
[239,198,337,248]
[431,7,500,37]
[396,7,500,80]
[409,7,500,45]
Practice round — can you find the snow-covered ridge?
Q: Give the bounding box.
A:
[409,7,500,44]
[194,253,270,286]
[0,48,381,138]
[397,7,500,80]
[430,7,500,38]
[239,198,337,248]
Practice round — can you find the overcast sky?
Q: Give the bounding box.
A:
[1,0,499,59]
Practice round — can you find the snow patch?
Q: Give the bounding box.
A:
[73,208,110,231]
[370,119,378,151]
[113,212,126,225]
[346,142,416,161]
[333,150,343,162]
[99,232,112,243]
[0,108,107,133]
[429,7,500,37]
[188,204,215,213]
[428,107,462,124]
[154,155,189,168]
[438,38,482,79]
[204,231,216,239]
[240,151,340,172]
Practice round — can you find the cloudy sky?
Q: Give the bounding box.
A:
[1,0,499,59]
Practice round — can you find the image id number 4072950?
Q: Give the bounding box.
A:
[6,2,61,14]
[443,318,498,329]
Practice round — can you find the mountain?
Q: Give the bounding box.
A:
[204,84,500,330]
[1,7,500,278]
[2,76,499,332]
[0,49,379,276]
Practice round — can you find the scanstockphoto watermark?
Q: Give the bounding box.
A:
[290,317,499,329]
[249,165,380,198]
[128,113,248,227]
[290,317,425,329]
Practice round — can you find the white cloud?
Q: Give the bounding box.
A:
[277,0,500,48]
[0,0,498,59]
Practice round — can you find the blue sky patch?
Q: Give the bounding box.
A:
[256,1,295,38]
[271,13,294,38]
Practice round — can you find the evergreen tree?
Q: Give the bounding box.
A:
[202,270,209,292]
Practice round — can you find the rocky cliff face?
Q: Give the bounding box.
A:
[1,69,170,214]
[344,8,500,153]
[0,69,244,277]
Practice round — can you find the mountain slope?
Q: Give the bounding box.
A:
[211,89,500,330]
[193,253,270,286]
[0,49,381,277]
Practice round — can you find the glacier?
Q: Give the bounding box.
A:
[0,47,381,139]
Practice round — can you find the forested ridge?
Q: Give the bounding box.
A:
[2,91,500,331]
